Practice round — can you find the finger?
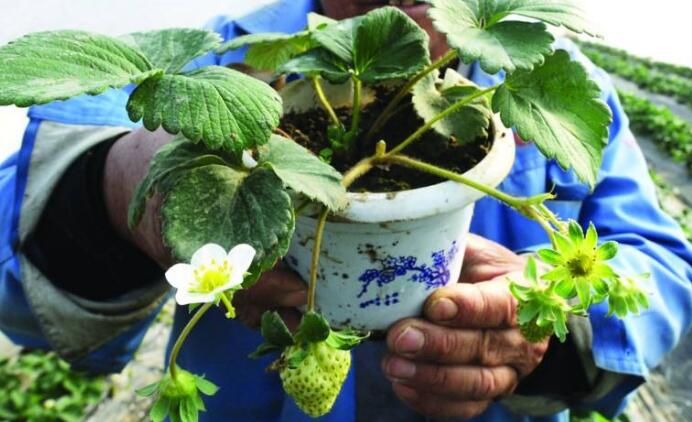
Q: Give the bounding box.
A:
[386,319,546,370]
[460,234,525,284]
[383,356,518,400]
[392,383,491,420]
[243,269,307,308]
[424,279,518,328]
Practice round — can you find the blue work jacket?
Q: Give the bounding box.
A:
[1,1,691,421]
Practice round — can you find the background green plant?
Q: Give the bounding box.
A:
[617,90,692,171]
[576,41,692,107]
[0,350,105,422]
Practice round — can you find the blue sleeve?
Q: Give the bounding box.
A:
[564,44,692,415]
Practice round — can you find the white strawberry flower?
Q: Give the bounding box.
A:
[165,243,255,306]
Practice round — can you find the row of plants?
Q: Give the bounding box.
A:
[618,90,692,171]
[0,350,105,422]
[577,40,692,80]
[577,43,692,107]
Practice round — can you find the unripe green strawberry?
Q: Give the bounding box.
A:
[279,342,351,417]
[517,303,554,343]
[519,319,553,342]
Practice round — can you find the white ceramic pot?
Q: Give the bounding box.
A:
[281,80,515,331]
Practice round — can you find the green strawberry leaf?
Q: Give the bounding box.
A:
[135,381,160,397]
[326,329,370,351]
[279,49,351,83]
[298,311,331,343]
[128,137,234,229]
[122,28,221,74]
[261,311,296,348]
[412,69,492,144]
[217,32,313,71]
[249,342,281,359]
[312,17,361,64]
[352,6,430,83]
[194,377,219,396]
[281,7,429,84]
[492,50,611,187]
[258,135,347,211]
[428,0,595,74]
[127,65,283,154]
[150,396,171,422]
[161,165,295,283]
[179,397,198,422]
[286,347,309,369]
[0,30,160,106]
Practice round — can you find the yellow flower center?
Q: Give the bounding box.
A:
[190,259,232,293]
[567,252,594,277]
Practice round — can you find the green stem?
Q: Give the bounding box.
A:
[306,143,384,312]
[169,302,213,381]
[311,76,341,127]
[307,207,329,312]
[381,154,523,206]
[341,156,374,188]
[525,206,558,249]
[539,203,566,234]
[345,77,362,149]
[365,49,458,141]
[385,85,498,157]
[219,292,235,318]
[381,154,563,247]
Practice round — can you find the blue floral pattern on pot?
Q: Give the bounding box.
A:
[357,241,459,309]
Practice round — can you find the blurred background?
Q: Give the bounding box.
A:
[0,1,689,421]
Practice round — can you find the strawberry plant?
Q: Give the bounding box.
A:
[0,1,651,419]
[617,90,692,171]
[577,41,692,107]
[0,351,105,422]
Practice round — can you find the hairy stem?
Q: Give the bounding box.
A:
[306,143,384,312]
[311,76,341,128]
[385,85,498,156]
[381,154,523,206]
[342,156,375,188]
[307,207,329,312]
[380,154,564,247]
[169,302,213,381]
[345,77,363,149]
[365,49,458,141]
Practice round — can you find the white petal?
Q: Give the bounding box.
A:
[165,264,194,289]
[175,289,216,305]
[191,243,227,267]
[227,272,244,289]
[227,244,256,274]
[242,150,258,169]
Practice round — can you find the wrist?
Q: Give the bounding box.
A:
[103,127,174,266]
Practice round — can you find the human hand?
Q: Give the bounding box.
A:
[382,235,549,419]
[233,263,307,331]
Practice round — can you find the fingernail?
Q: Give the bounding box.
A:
[386,357,416,379]
[395,327,424,354]
[429,298,458,321]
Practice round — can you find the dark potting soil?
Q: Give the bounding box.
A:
[279,85,492,193]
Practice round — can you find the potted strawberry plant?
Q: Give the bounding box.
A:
[0,1,650,419]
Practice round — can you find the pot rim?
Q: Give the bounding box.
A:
[334,113,516,223]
